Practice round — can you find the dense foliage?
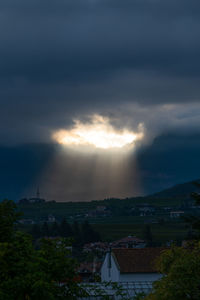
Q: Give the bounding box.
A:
[0,199,21,242]
[145,183,200,300]
[0,200,85,299]
[146,244,200,300]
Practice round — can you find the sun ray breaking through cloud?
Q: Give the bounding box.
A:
[31,149,142,202]
[52,114,144,150]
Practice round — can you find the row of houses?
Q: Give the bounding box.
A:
[19,214,56,225]
[83,236,146,253]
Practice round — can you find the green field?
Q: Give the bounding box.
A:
[17,198,192,245]
[17,195,186,221]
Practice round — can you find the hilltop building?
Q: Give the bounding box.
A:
[18,188,46,204]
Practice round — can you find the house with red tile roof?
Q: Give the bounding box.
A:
[111,236,146,248]
[101,248,166,282]
[83,242,109,253]
[78,261,102,282]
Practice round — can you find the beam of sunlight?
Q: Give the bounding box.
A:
[30,150,142,202]
[52,115,144,150]
[24,115,144,201]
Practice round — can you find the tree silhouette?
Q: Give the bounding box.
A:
[51,221,60,237]
[0,201,84,299]
[72,221,82,246]
[31,224,41,239]
[41,222,49,237]
[0,199,21,242]
[185,181,200,239]
[82,220,101,244]
[60,218,73,238]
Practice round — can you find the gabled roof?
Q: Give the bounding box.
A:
[112,248,167,273]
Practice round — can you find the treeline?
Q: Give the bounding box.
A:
[30,219,101,246]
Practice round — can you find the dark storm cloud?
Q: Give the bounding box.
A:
[0,0,200,142]
[1,0,200,82]
[1,1,200,200]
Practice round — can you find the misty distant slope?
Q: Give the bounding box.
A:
[148,179,200,199]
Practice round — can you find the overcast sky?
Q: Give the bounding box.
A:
[1,0,200,201]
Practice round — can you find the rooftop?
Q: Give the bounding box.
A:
[112,248,167,273]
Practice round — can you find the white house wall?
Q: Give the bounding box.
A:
[101,253,120,282]
[119,273,162,282]
[101,253,163,283]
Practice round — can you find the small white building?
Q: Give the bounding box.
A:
[170,211,185,218]
[101,248,165,282]
[48,214,56,222]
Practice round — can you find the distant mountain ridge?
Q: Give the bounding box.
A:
[147,179,200,199]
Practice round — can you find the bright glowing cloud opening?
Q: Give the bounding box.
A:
[53,115,144,150]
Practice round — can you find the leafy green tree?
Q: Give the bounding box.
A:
[0,201,85,299]
[73,221,82,246]
[31,224,42,239]
[38,238,83,298]
[51,221,60,237]
[184,182,200,239]
[60,218,73,238]
[82,220,101,244]
[0,234,84,299]
[0,199,21,242]
[144,183,200,300]
[41,221,49,237]
[146,245,200,300]
[191,182,200,204]
[0,231,47,300]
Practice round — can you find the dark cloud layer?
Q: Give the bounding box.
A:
[1,0,200,79]
[1,1,200,199]
[1,1,200,130]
